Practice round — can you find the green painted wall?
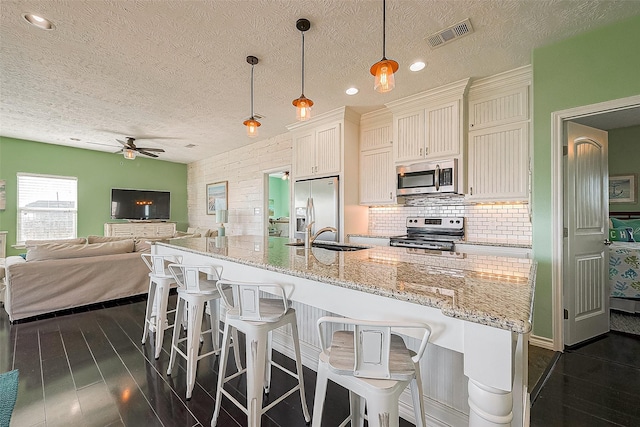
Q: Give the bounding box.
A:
[0,137,188,256]
[609,125,640,213]
[268,177,290,219]
[532,14,640,338]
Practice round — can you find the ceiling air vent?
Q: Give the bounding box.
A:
[185,144,196,148]
[426,18,474,49]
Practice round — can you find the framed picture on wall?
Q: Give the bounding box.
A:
[609,174,637,204]
[0,179,5,210]
[206,181,228,215]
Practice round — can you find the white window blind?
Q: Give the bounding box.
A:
[17,173,78,243]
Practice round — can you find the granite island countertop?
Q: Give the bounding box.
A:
[156,235,537,334]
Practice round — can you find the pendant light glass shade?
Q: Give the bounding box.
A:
[370,59,399,93]
[293,19,313,121]
[370,0,398,93]
[244,55,261,137]
[123,148,137,159]
[243,118,260,137]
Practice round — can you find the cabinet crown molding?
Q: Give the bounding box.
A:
[286,106,360,132]
[385,78,470,113]
[360,108,393,127]
[469,65,532,98]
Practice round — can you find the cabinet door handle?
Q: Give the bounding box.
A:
[470,186,473,195]
[389,192,392,200]
[419,148,423,156]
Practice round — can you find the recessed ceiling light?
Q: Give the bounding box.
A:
[345,87,359,95]
[410,61,426,72]
[22,13,54,30]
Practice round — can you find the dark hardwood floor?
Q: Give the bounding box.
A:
[2,295,638,426]
[530,331,640,426]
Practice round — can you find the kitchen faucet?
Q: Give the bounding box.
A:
[304,222,338,249]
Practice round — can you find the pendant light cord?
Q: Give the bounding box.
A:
[301,31,305,96]
[382,0,387,60]
[250,63,255,118]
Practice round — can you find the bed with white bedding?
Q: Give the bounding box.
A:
[609,211,640,313]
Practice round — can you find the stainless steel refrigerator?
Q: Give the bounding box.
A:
[294,176,339,242]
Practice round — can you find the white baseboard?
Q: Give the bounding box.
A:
[271,330,469,427]
[529,334,555,351]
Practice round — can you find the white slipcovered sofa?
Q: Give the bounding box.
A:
[4,236,153,322]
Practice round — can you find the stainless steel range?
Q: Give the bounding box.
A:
[390,217,464,251]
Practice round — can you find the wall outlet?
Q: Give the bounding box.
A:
[254,207,260,215]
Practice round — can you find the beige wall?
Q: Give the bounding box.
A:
[187,133,292,236]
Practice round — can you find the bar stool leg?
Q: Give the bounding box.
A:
[154,282,171,359]
[349,392,365,427]
[167,297,185,376]
[246,328,268,427]
[141,278,156,345]
[264,330,272,394]
[311,362,329,427]
[290,318,311,423]
[208,299,220,352]
[212,321,233,427]
[366,394,400,427]
[411,363,426,427]
[186,300,205,400]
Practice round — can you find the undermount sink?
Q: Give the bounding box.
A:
[285,242,369,252]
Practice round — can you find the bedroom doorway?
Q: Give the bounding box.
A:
[552,95,640,349]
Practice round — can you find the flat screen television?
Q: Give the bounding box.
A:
[111,188,171,220]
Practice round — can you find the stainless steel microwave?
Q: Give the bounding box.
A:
[396,159,458,196]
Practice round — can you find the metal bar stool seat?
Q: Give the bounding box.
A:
[311,317,432,427]
[211,280,311,427]
[166,263,241,400]
[141,253,182,359]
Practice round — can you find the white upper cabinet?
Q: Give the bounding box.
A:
[359,109,395,205]
[388,78,469,165]
[467,122,529,201]
[466,65,531,202]
[292,122,341,179]
[468,85,528,131]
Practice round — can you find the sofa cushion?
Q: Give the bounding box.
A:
[26,239,135,262]
[25,237,87,248]
[87,235,132,244]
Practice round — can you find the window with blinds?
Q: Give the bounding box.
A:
[17,173,78,244]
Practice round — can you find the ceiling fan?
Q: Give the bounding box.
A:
[115,137,165,158]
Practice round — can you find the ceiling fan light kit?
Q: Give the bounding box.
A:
[123,148,137,160]
[371,0,398,93]
[292,18,313,121]
[243,55,261,138]
[117,137,165,159]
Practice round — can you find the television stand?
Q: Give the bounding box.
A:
[104,222,176,238]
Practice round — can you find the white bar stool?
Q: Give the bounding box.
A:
[166,263,242,400]
[211,280,311,427]
[141,253,182,359]
[311,317,432,427]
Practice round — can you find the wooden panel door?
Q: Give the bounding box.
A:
[315,123,341,176]
[394,110,424,163]
[361,123,392,152]
[293,132,316,178]
[467,122,529,201]
[564,121,609,346]
[360,147,395,205]
[468,86,528,131]
[425,100,460,159]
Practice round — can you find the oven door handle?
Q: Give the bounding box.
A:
[435,165,440,191]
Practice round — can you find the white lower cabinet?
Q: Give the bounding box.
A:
[104,222,176,238]
[467,122,529,201]
[360,147,395,205]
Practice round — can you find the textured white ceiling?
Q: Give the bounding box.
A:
[1,0,639,164]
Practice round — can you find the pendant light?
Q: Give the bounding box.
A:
[243,55,261,137]
[292,18,313,121]
[370,0,398,93]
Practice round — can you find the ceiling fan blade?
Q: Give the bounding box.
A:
[134,147,165,152]
[116,139,129,147]
[138,151,159,158]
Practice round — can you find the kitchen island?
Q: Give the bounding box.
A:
[154,235,536,427]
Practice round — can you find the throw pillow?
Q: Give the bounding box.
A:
[87,235,132,244]
[26,239,135,262]
[610,218,640,236]
[0,369,19,426]
[25,237,87,248]
[609,227,635,242]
